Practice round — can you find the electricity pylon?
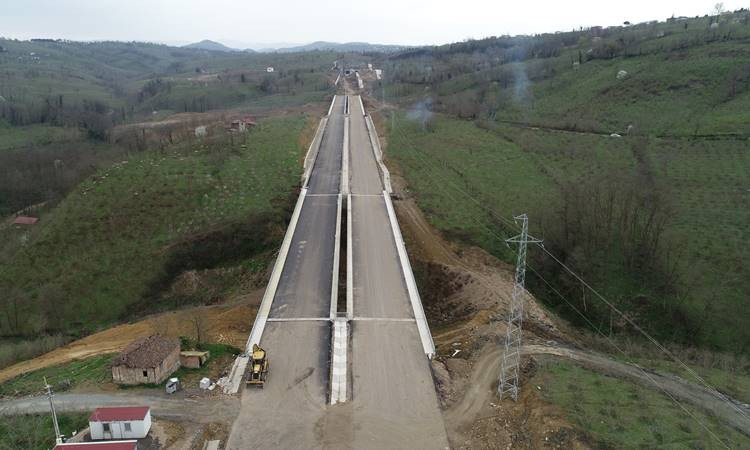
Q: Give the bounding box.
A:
[498,214,540,400]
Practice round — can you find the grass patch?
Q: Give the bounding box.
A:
[385,112,750,353]
[533,358,750,448]
[0,412,89,449]
[0,115,305,340]
[0,124,82,152]
[0,354,114,398]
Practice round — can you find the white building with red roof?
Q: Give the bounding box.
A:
[89,406,151,440]
[54,441,138,450]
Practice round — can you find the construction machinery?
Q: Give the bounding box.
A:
[246,344,269,387]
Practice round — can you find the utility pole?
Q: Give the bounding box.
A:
[498,214,540,401]
[44,377,62,444]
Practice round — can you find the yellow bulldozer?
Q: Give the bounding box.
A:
[246,344,269,387]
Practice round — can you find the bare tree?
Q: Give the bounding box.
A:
[190,312,208,346]
[712,2,725,16]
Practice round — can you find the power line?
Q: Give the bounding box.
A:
[386,117,748,442]
[537,243,750,426]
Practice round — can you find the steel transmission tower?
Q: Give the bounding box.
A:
[498,214,540,400]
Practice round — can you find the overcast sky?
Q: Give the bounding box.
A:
[1,0,747,48]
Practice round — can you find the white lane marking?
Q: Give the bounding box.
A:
[357,95,365,116]
[266,317,331,322]
[264,317,415,322]
[351,317,416,322]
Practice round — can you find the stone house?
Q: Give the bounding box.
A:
[111,335,180,385]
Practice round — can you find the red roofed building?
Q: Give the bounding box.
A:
[89,406,151,440]
[12,215,38,225]
[54,441,138,450]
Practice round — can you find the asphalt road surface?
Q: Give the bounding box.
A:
[226,96,344,449]
[348,95,449,448]
[227,94,447,449]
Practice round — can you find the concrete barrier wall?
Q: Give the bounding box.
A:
[224,188,308,394]
[364,115,392,193]
[302,117,327,187]
[382,192,436,358]
[327,95,336,116]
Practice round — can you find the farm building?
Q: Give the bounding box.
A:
[54,440,138,450]
[111,335,180,385]
[89,406,152,440]
[180,350,210,368]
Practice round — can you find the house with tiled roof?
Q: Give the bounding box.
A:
[111,335,180,385]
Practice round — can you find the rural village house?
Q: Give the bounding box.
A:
[89,406,152,440]
[111,335,180,385]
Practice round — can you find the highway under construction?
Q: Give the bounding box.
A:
[226,93,449,449]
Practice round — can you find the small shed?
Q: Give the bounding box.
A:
[229,117,256,133]
[111,335,180,385]
[54,441,138,450]
[89,406,151,440]
[180,350,210,368]
[12,216,38,226]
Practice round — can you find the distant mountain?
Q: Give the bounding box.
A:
[271,41,407,53]
[183,40,241,52]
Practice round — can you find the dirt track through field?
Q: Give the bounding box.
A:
[0,292,262,384]
[445,344,750,438]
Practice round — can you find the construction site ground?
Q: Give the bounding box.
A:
[2,96,750,448]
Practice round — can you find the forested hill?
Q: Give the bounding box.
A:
[379,9,750,354]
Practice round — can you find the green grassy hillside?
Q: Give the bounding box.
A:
[0,116,305,341]
[382,10,750,354]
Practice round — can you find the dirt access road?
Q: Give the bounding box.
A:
[443,344,750,439]
[0,295,261,385]
[0,391,238,423]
